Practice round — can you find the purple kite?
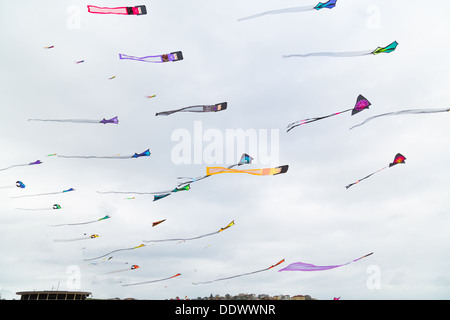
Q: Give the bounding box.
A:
[0,160,42,172]
[119,51,183,63]
[278,253,373,272]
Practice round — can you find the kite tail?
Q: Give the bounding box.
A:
[28,119,100,123]
[11,188,73,199]
[11,192,59,199]
[192,269,265,285]
[49,220,97,227]
[119,54,165,63]
[0,164,26,172]
[122,273,181,286]
[193,266,276,285]
[16,207,58,211]
[278,253,371,272]
[84,244,145,261]
[156,105,212,116]
[143,231,218,243]
[283,50,373,58]
[54,236,96,242]
[155,108,188,116]
[102,266,138,275]
[97,190,156,195]
[345,166,388,189]
[237,6,314,22]
[349,108,450,130]
[193,259,283,285]
[287,108,352,132]
[57,155,130,159]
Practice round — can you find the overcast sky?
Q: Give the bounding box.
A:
[1,0,450,300]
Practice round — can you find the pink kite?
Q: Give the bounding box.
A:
[87,5,146,16]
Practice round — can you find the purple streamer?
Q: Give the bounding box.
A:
[278,253,373,272]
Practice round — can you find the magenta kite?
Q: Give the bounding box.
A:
[87,5,147,16]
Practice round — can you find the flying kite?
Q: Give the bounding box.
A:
[345,154,406,189]
[206,165,288,177]
[10,187,75,199]
[28,116,118,125]
[97,154,253,201]
[108,76,116,80]
[102,264,140,275]
[287,94,371,132]
[143,220,235,244]
[87,5,147,15]
[0,181,26,190]
[0,160,42,172]
[122,273,181,287]
[97,184,191,202]
[152,184,191,201]
[283,41,398,58]
[54,234,99,242]
[193,259,285,285]
[84,244,145,261]
[155,102,227,116]
[49,215,110,227]
[81,256,116,269]
[146,95,156,99]
[16,204,61,211]
[238,0,337,22]
[176,153,254,187]
[152,219,166,227]
[119,51,183,63]
[56,149,150,159]
[278,253,373,272]
[75,60,85,64]
[349,107,450,129]
[159,154,254,201]
[44,45,54,49]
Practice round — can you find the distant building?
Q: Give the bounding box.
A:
[16,290,92,300]
[273,294,290,300]
[291,295,313,300]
